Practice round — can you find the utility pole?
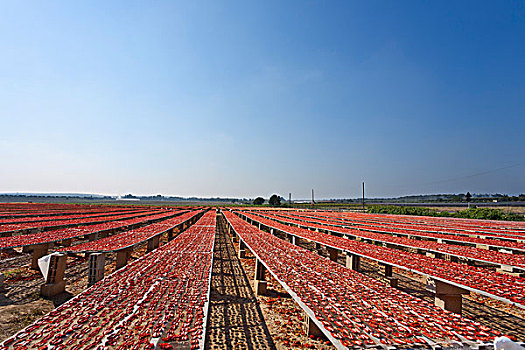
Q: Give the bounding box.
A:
[289,193,292,206]
[311,189,315,207]
[362,182,365,212]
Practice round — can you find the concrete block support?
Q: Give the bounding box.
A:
[305,315,324,338]
[238,249,246,258]
[238,240,247,259]
[31,244,49,270]
[254,280,267,295]
[387,277,399,288]
[383,264,393,278]
[88,253,105,286]
[116,248,133,270]
[496,265,525,277]
[167,228,174,241]
[345,253,360,271]
[147,235,160,252]
[380,263,399,288]
[255,259,266,281]
[327,247,339,263]
[427,278,468,314]
[239,239,246,250]
[254,259,267,295]
[40,253,67,297]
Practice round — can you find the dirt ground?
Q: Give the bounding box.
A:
[0,238,151,342]
[355,259,525,341]
[275,233,525,342]
[208,221,525,348]
[242,261,334,350]
[206,215,276,349]
[206,215,333,350]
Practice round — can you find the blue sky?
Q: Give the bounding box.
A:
[1,1,524,198]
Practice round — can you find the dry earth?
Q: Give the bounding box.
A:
[0,237,150,341]
[206,215,333,350]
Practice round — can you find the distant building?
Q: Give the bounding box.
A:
[116,196,140,201]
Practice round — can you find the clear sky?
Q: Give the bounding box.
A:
[1,1,524,199]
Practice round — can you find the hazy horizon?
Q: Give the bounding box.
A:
[1,191,522,201]
[1,2,524,199]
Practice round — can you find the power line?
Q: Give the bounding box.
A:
[415,161,525,188]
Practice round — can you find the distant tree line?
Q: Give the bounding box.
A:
[334,193,525,204]
[252,194,286,207]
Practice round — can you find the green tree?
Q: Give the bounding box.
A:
[253,197,265,205]
[269,194,281,206]
[465,192,472,202]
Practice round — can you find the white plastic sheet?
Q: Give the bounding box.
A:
[494,337,525,350]
[38,253,59,282]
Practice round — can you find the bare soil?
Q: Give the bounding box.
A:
[284,234,525,342]
[358,259,525,341]
[206,215,333,349]
[206,215,276,349]
[0,237,151,342]
[232,234,334,349]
